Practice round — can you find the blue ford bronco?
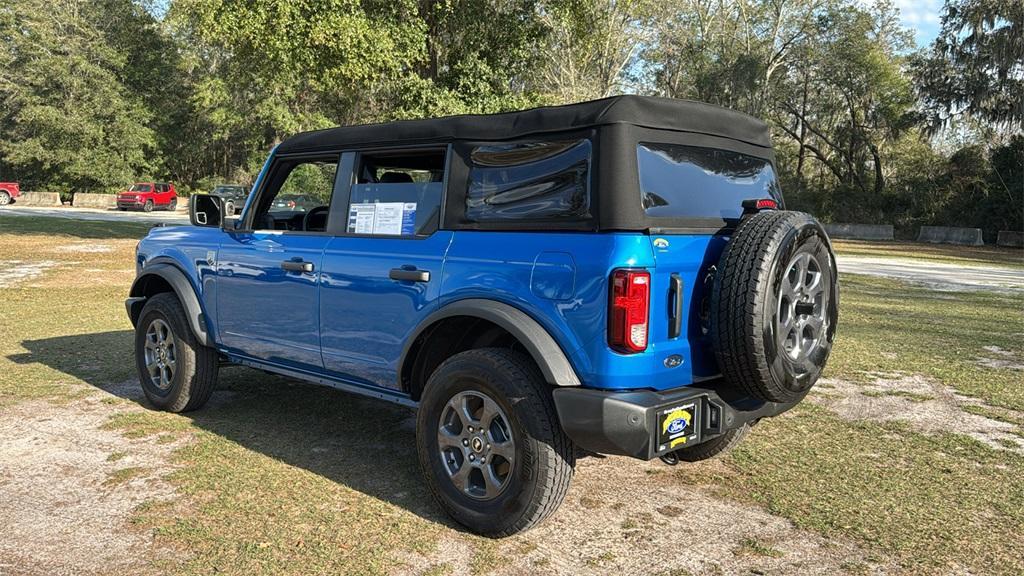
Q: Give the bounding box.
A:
[126,95,838,536]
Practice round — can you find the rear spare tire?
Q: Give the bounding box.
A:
[710,211,838,403]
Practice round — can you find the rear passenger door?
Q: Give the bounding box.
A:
[318,147,453,389]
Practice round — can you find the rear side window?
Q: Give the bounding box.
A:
[346,148,446,236]
[465,139,591,222]
[638,143,781,220]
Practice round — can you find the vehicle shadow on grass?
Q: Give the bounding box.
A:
[8,330,461,531]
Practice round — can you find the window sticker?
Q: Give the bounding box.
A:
[400,203,417,235]
[348,202,418,235]
[348,203,377,234]
[371,202,405,235]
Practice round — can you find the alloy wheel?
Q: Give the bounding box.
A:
[143,318,177,390]
[437,390,516,501]
[777,252,828,362]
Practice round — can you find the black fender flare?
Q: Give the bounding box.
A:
[127,262,211,347]
[399,299,582,388]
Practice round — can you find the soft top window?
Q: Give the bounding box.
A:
[347,149,446,236]
[465,139,591,222]
[637,143,781,221]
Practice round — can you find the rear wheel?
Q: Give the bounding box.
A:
[143,199,154,212]
[135,293,218,412]
[0,191,10,205]
[710,211,838,403]
[168,198,177,211]
[416,348,575,536]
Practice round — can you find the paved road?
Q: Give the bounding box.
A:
[0,205,188,224]
[837,255,1024,293]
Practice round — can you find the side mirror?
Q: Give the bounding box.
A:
[190,194,223,228]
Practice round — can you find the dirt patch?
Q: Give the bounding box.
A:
[976,346,1024,371]
[811,373,1024,454]
[0,383,183,575]
[59,243,115,253]
[0,260,57,287]
[395,457,890,576]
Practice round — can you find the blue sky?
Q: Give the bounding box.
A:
[894,0,943,47]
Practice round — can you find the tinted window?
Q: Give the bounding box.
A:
[346,149,445,236]
[466,139,591,222]
[638,143,781,220]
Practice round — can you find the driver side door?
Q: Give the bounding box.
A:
[216,153,345,372]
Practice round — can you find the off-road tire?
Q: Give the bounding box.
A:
[673,424,750,462]
[416,348,575,537]
[135,293,218,412]
[0,191,10,206]
[143,199,154,212]
[710,211,838,403]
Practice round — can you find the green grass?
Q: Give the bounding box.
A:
[2,214,1023,575]
[0,214,155,239]
[833,239,1024,269]
[828,274,1024,411]
[667,272,1024,575]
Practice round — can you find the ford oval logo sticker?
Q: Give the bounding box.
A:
[653,238,670,249]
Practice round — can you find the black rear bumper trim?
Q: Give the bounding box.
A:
[552,381,803,460]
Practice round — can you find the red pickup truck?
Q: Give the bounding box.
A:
[117,182,178,212]
[0,182,20,205]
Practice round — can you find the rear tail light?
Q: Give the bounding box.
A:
[609,269,650,353]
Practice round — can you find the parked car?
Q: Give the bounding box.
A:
[210,184,248,215]
[0,182,20,205]
[125,96,838,536]
[271,194,318,212]
[116,182,177,212]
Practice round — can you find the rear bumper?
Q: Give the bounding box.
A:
[552,381,803,460]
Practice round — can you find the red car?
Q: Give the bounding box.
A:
[117,182,178,212]
[0,182,20,206]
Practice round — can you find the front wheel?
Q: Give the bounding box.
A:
[416,349,575,536]
[134,293,218,412]
[0,191,10,206]
[143,199,154,212]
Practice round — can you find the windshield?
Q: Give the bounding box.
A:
[638,143,781,220]
[213,186,244,196]
[129,184,152,192]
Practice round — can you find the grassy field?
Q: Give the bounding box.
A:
[1,215,1022,575]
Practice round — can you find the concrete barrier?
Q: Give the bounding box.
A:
[72,193,116,209]
[823,223,894,241]
[917,226,984,246]
[14,192,63,206]
[997,230,1023,248]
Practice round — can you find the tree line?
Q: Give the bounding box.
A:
[0,0,1020,238]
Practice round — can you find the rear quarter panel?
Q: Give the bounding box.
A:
[442,231,727,392]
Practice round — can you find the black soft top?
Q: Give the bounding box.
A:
[277,95,772,153]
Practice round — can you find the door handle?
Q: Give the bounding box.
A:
[281,260,314,273]
[668,273,683,339]
[389,268,430,283]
